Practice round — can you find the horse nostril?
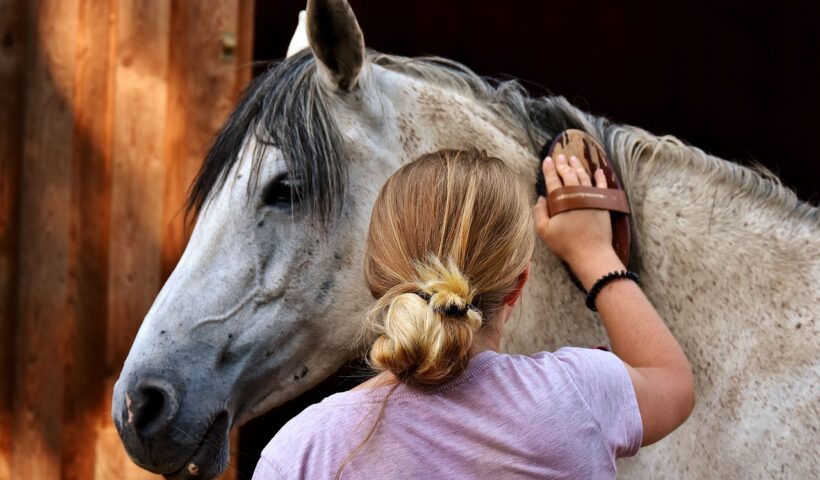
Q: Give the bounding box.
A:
[134,387,164,432]
[129,380,179,437]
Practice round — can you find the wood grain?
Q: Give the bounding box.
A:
[13,0,80,478]
[60,0,116,479]
[237,0,255,93]
[105,1,171,477]
[0,0,26,478]
[106,0,171,376]
[4,0,255,477]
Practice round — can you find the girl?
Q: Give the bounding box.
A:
[253,147,694,479]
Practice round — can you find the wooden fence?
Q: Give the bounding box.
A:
[0,1,254,478]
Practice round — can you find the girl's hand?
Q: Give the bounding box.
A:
[532,154,616,270]
[535,155,695,445]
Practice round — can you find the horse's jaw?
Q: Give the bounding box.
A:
[111,140,372,477]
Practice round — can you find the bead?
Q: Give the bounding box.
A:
[585,270,641,312]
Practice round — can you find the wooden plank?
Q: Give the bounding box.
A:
[12,0,80,478]
[60,0,116,479]
[0,0,27,478]
[103,1,171,478]
[2,1,256,478]
[106,0,171,382]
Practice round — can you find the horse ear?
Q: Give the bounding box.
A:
[306,0,365,91]
[286,10,309,58]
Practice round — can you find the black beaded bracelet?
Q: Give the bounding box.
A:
[585,270,641,312]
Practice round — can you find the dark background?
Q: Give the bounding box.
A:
[255,0,819,203]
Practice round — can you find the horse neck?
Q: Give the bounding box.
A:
[391,81,817,343]
[500,120,820,354]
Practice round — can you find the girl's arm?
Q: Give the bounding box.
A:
[533,154,695,446]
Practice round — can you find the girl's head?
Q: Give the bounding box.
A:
[363,149,535,387]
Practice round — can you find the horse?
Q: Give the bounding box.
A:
[112,1,820,478]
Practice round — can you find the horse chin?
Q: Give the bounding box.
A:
[233,386,293,427]
[163,411,231,480]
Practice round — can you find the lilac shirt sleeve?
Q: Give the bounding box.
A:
[552,347,643,458]
[252,456,286,479]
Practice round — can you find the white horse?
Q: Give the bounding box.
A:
[113,1,819,478]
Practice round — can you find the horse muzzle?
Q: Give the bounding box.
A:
[112,373,231,480]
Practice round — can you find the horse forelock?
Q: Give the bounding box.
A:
[186,49,346,226]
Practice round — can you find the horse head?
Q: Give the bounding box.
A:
[111,0,559,477]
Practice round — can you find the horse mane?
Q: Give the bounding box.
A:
[372,52,818,228]
[187,49,818,229]
[602,127,819,228]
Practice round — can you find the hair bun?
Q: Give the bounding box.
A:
[366,254,484,387]
[416,255,477,318]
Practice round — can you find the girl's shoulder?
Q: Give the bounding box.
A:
[257,399,372,478]
[484,346,618,384]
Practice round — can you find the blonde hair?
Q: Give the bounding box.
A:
[336,149,535,478]
[363,149,535,387]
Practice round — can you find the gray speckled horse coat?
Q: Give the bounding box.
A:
[112,1,820,479]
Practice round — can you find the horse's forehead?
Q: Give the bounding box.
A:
[250,143,286,177]
[200,139,285,214]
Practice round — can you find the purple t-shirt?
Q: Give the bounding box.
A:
[253,347,642,479]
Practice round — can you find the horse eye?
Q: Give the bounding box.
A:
[262,175,300,209]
